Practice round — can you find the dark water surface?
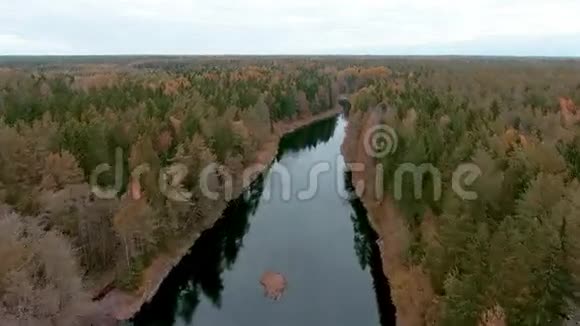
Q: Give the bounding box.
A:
[133,115,396,326]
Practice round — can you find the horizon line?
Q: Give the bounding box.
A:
[1,54,580,59]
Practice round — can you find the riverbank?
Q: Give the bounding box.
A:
[341,110,436,326]
[97,107,343,323]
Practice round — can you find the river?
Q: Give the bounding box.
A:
[132,115,396,326]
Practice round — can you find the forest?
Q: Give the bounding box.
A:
[0,58,346,324]
[343,58,580,325]
[2,56,580,325]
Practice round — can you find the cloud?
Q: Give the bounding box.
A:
[1,0,580,55]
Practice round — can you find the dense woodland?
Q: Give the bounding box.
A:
[2,57,580,325]
[346,59,580,325]
[0,59,343,324]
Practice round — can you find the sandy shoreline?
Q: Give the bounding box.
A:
[341,110,435,326]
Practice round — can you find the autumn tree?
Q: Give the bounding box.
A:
[0,210,93,325]
[40,151,84,191]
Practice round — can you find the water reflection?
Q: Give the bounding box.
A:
[133,175,266,326]
[133,115,396,326]
[344,171,397,326]
[276,115,338,159]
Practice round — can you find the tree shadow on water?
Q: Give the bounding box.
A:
[132,174,265,326]
[276,115,338,160]
[344,171,398,326]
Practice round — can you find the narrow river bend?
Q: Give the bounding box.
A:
[133,115,396,326]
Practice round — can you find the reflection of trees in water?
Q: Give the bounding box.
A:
[343,171,374,270]
[175,281,200,324]
[276,116,338,159]
[133,175,265,326]
[344,171,397,326]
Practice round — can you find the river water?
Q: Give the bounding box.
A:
[133,115,396,326]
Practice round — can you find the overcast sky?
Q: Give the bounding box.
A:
[1,0,580,56]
